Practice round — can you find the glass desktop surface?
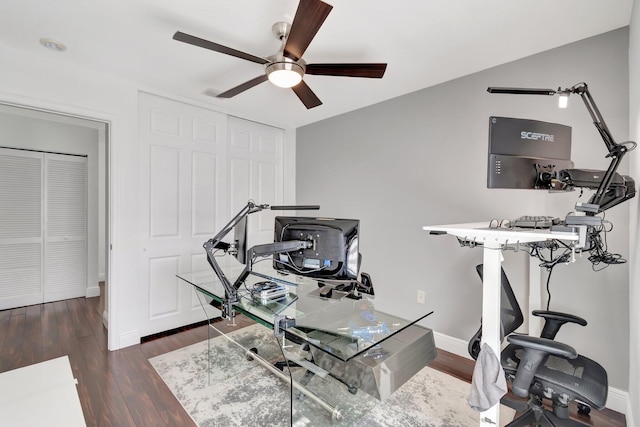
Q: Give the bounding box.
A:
[177,259,432,363]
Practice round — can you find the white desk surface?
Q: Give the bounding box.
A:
[0,355,86,427]
[423,222,578,244]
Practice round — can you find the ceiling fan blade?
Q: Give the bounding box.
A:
[216,75,269,98]
[292,80,322,109]
[284,0,333,61]
[173,31,268,65]
[306,63,387,78]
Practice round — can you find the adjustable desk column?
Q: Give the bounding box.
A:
[422,223,578,427]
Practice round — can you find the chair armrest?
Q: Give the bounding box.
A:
[506,335,578,398]
[506,335,578,359]
[532,310,588,339]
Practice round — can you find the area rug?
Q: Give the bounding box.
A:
[149,324,514,426]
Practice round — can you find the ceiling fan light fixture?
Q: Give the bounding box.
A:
[39,38,66,52]
[266,62,304,88]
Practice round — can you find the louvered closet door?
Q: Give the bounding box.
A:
[44,154,87,302]
[0,148,44,310]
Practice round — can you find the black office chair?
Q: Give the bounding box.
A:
[469,264,608,427]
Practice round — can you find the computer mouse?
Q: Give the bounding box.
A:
[319,286,333,298]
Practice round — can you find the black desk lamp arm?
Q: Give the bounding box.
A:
[203,201,320,318]
[203,201,266,309]
[570,83,631,211]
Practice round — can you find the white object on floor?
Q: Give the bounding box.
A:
[0,355,86,427]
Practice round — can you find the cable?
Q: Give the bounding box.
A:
[545,265,555,311]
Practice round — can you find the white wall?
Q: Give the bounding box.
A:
[0,106,101,298]
[0,44,296,350]
[297,28,631,392]
[627,2,639,426]
[0,47,141,350]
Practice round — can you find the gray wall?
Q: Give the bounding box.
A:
[297,28,630,390]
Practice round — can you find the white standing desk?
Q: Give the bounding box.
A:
[422,222,578,427]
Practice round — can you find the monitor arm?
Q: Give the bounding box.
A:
[203,200,319,319]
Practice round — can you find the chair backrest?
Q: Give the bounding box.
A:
[468,264,524,359]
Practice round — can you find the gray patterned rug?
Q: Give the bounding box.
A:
[149,324,514,426]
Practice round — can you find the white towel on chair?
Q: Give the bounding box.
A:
[468,343,508,412]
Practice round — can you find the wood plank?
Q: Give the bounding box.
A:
[75,334,136,426]
[42,302,64,360]
[66,298,94,338]
[120,346,196,427]
[0,308,12,355]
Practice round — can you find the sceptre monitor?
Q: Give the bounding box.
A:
[487,116,574,189]
[273,216,360,281]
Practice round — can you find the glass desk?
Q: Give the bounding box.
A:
[177,259,436,423]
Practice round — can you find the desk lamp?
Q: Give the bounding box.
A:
[487,83,637,216]
[203,200,319,320]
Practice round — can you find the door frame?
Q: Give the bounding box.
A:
[0,98,113,343]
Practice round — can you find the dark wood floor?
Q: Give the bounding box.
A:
[0,296,626,426]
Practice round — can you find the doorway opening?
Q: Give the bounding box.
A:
[0,102,111,334]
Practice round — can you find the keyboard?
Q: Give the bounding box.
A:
[513,215,560,229]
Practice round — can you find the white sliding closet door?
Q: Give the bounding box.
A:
[228,116,284,248]
[44,154,88,302]
[0,149,88,310]
[0,149,44,309]
[138,94,285,338]
[138,93,227,337]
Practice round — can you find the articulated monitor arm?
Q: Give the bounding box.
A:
[231,240,314,291]
[203,200,319,319]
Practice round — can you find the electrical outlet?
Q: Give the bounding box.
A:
[417,290,425,304]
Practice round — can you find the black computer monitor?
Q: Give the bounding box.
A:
[233,216,248,264]
[487,116,574,189]
[272,216,360,281]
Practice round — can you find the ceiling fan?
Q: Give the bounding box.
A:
[172,0,387,109]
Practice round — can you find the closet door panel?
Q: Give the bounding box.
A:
[227,117,284,248]
[0,149,43,309]
[138,93,225,336]
[44,154,87,302]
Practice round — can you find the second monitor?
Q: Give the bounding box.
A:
[273,216,360,281]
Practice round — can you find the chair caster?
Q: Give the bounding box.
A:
[577,403,591,415]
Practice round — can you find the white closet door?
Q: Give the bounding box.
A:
[138,93,227,337]
[228,116,284,248]
[44,154,87,302]
[0,148,44,310]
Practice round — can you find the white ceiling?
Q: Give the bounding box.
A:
[0,0,633,128]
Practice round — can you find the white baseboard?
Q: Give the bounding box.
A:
[85,286,100,298]
[625,398,635,427]
[98,273,106,282]
[118,330,140,349]
[433,330,473,360]
[433,331,629,415]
